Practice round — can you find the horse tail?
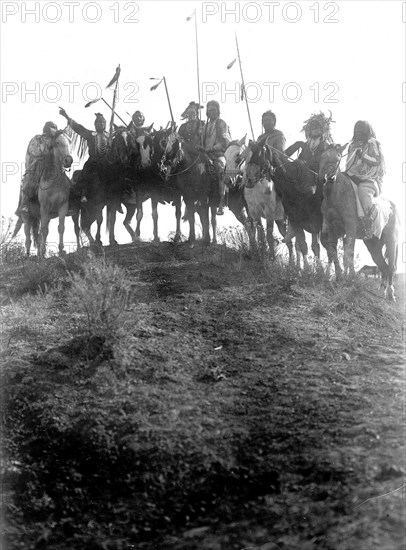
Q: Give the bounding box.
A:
[12,217,23,238]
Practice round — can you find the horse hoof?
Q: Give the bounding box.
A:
[385,286,396,302]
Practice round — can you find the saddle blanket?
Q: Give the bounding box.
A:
[350,180,391,240]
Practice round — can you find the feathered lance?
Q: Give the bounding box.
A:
[84,97,127,126]
[234,33,254,140]
[107,64,121,144]
[150,77,175,128]
[186,9,201,121]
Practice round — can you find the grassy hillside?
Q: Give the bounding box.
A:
[1,240,404,550]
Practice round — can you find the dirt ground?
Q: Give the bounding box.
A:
[107,241,405,550]
[2,240,405,550]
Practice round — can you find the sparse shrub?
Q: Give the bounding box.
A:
[65,257,132,342]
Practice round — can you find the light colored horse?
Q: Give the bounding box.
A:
[230,138,294,262]
[37,132,73,256]
[18,132,73,257]
[319,144,400,301]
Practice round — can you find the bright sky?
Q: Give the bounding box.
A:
[1,0,405,266]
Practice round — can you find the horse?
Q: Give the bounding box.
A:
[223,136,251,227]
[79,127,133,246]
[241,139,295,262]
[319,144,400,301]
[14,131,74,257]
[13,187,81,256]
[162,132,219,247]
[270,146,323,266]
[106,128,182,244]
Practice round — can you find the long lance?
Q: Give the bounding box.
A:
[163,76,175,127]
[84,97,127,126]
[109,66,120,143]
[194,11,201,115]
[235,33,254,140]
[188,9,201,117]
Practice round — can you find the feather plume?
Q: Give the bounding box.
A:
[106,65,121,89]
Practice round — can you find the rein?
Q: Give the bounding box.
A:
[164,144,203,177]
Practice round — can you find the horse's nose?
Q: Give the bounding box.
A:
[310,185,317,195]
[64,155,73,168]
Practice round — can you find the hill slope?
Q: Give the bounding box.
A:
[2,241,405,550]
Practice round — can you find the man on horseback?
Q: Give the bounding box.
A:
[285,111,334,173]
[344,120,385,239]
[128,110,149,140]
[200,100,231,215]
[59,109,109,204]
[17,121,58,215]
[256,110,287,188]
[178,101,204,146]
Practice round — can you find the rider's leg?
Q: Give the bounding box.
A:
[358,180,379,239]
[216,158,226,215]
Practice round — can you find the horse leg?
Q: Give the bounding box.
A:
[343,235,356,278]
[295,239,301,269]
[244,218,256,250]
[39,214,50,258]
[385,238,398,302]
[107,204,118,246]
[186,200,196,247]
[325,236,342,280]
[151,198,159,242]
[311,233,320,260]
[135,200,143,239]
[200,205,211,246]
[24,220,31,256]
[294,227,309,267]
[123,204,137,242]
[266,219,275,260]
[364,238,394,299]
[95,214,102,245]
[211,206,217,244]
[174,198,182,242]
[58,205,69,256]
[276,219,294,265]
[72,212,81,249]
[257,220,267,253]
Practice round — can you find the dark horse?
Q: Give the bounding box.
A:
[162,132,220,246]
[79,127,133,246]
[106,128,182,244]
[13,131,75,256]
[269,146,323,265]
[319,144,400,301]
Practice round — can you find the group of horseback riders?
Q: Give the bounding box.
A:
[17,101,385,239]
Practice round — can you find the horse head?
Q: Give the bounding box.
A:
[136,135,153,169]
[224,135,246,186]
[319,143,348,183]
[244,138,271,188]
[109,127,134,165]
[162,131,181,167]
[52,131,73,169]
[151,127,172,166]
